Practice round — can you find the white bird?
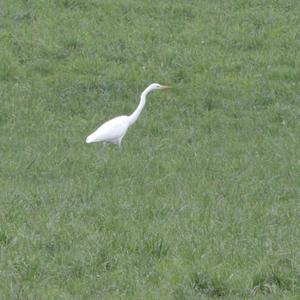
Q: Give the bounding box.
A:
[85,83,171,146]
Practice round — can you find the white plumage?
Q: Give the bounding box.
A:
[86,83,171,147]
[86,116,129,145]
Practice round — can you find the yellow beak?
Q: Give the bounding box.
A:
[160,85,172,90]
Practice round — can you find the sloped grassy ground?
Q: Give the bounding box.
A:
[1,0,300,299]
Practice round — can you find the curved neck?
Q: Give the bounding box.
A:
[128,88,151,126]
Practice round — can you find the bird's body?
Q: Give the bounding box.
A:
[86,83,171,146]
[86,115,130,145]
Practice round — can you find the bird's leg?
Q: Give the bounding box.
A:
[117,135,124,148]
[101,142,108,152]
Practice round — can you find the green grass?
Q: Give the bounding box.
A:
[1,0,300,298]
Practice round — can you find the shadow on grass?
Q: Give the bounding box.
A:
[249,259,299,296]
[190,272,229,298]
[189,259,299,298]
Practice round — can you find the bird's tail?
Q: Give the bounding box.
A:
[86,135,94,143]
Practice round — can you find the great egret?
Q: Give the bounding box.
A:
[85,83,171,146]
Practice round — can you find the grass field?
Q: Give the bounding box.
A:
[1,0,300,298]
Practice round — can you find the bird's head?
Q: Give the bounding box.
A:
[148,83,172,91]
